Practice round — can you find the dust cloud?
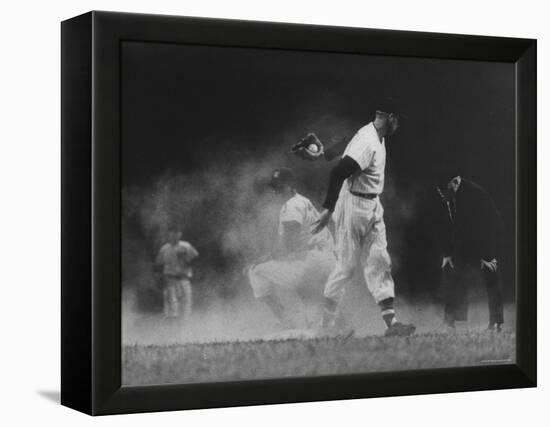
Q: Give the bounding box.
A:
[121,120,513,345]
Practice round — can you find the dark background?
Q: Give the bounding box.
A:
[121,41,515,303]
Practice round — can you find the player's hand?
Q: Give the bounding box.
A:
[481,258,498,272]
[441,256,454,269]
[312,209,332,234]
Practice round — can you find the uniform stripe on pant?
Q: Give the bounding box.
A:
[323,191,395,305]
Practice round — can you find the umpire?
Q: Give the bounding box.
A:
[435,173,504,332]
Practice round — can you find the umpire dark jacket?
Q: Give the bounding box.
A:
[436,179,503,263]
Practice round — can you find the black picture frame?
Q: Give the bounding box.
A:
[61,11,536,415]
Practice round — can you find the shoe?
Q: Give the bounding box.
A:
[445,319,456,329]
[316,324,355,340]
[385,322,416,337]
[486,323,503,333]
[440,319,456,333]
[336,328,355,341]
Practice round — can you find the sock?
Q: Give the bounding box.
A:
[379,297,396,328]
[322,297,338,328]
[382,310,396,328]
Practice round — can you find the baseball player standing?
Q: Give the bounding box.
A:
[154,227,199,321]
[312,100,416,337]
[248,167,336,329]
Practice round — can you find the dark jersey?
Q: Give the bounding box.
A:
[435,179,503,261]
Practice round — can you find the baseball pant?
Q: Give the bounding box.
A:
[248,249,336,299]
[324,193,395,304]
[163,278,192,320]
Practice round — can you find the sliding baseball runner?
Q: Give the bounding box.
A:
[247,167,336,330]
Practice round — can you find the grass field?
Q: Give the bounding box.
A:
[122,330,515,385]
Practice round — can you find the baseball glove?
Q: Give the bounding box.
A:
[290,133,324,161]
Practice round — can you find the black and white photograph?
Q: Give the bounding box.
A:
[2,0,545,423]
[120,40,517,386]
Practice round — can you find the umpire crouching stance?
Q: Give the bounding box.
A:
[435,174,504,331]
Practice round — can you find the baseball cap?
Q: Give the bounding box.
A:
[270,167,295,190]
[376,97,400,116]
[167,224,181,233]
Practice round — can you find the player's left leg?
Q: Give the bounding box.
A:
[362,230,396,327]
[362,202,415,336]
[181,279,193,323]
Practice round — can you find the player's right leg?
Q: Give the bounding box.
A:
[162,287,171,318]
[442,263,468,329]
[181,280,193,323]
[163,280,179,318]
[321,241,358,335]
[322,262,355,329]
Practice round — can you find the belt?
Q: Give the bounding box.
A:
[164,274,190,280]
[350,191,378,199]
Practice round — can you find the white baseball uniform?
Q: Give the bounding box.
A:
[156,240,199,319]
[323,122,395,304]
[248,193,335,299]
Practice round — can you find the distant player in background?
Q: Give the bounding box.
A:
[154,227,199,321]
[312,100,416,337]
[247,167,336,329]
[435,174,504,331]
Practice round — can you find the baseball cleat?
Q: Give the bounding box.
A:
[338,328,355,341]
[439,323,457,334]
[384,322,416,337]
[486,323,503,333]
[315,324,355,340]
